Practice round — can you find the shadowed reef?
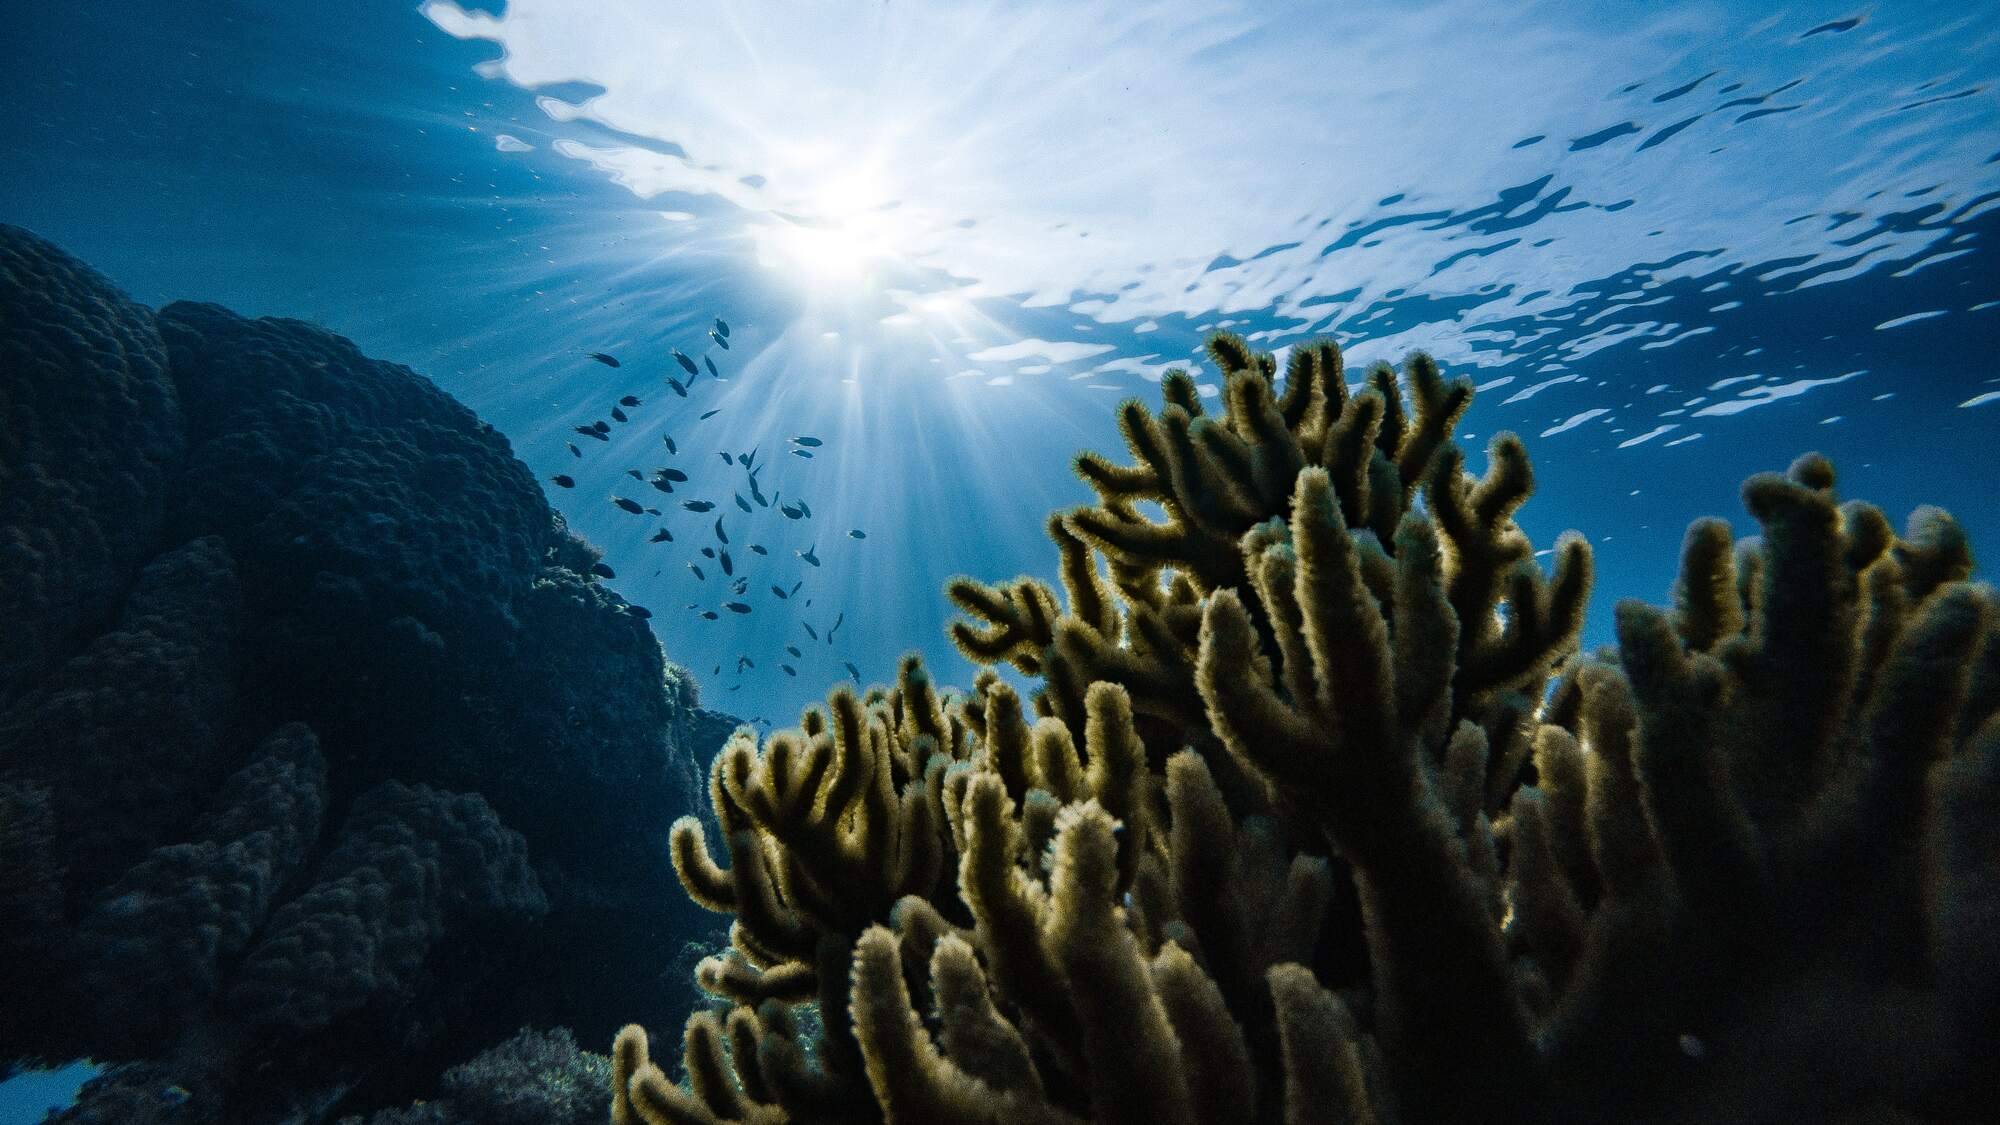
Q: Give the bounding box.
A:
[622,335,1996,1123]
[0,225,736,1123]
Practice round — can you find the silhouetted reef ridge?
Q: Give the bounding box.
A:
[0,224,736,1122]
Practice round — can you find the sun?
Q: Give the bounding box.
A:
[756,167,921,289]
[767,221,877,282]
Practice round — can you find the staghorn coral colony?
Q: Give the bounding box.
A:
[617,335,1997,1124]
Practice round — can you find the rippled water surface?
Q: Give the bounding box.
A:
[3,0,1995,724]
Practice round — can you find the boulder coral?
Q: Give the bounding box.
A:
[622,336,1996,1124]
[0,225,183,704]
[0,225,738,1123]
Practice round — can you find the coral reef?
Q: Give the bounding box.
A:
[622,336,1996,1123]
[229,779,548,1036]
[0,224,183,704]
[74,723,327,1055]
[0,225,737,1122]
[343,1027,613,1125]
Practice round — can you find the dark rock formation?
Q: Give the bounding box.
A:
[0,224,735,1123]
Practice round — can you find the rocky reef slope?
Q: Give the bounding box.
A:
[0,225,731,1123]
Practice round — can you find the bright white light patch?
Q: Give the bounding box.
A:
[1541,408,1609,437]
[967,339,1115,364]
[1694,371,1864,417]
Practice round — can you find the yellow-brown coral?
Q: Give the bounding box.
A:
[617,334,1997,1125]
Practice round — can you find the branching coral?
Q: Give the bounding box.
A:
[621,333,1996,1124]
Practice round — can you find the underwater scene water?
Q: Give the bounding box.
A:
[5,0,1994,727]
[1,1,1996,1122]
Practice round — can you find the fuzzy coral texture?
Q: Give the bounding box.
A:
[0,225,183,703]
[624,335,1996,1124]
[342,1027,614,1125]
[0,225,735,1123]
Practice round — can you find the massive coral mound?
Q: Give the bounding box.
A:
[623,335,1996,1125]
[160,298,547,658]
[0,535,242,909]
[73,723,327,1057]
[154,300,664,856]
[0,225,733,1122]
[229,778,549,1035]
[0,225,184,704]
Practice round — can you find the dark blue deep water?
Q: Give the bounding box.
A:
[0,2,1994,1113]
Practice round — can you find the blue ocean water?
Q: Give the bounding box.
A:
[4,1,1993,737]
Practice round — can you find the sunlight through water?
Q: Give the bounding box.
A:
[400,0,1999,720]
[2,0,1997,1119]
